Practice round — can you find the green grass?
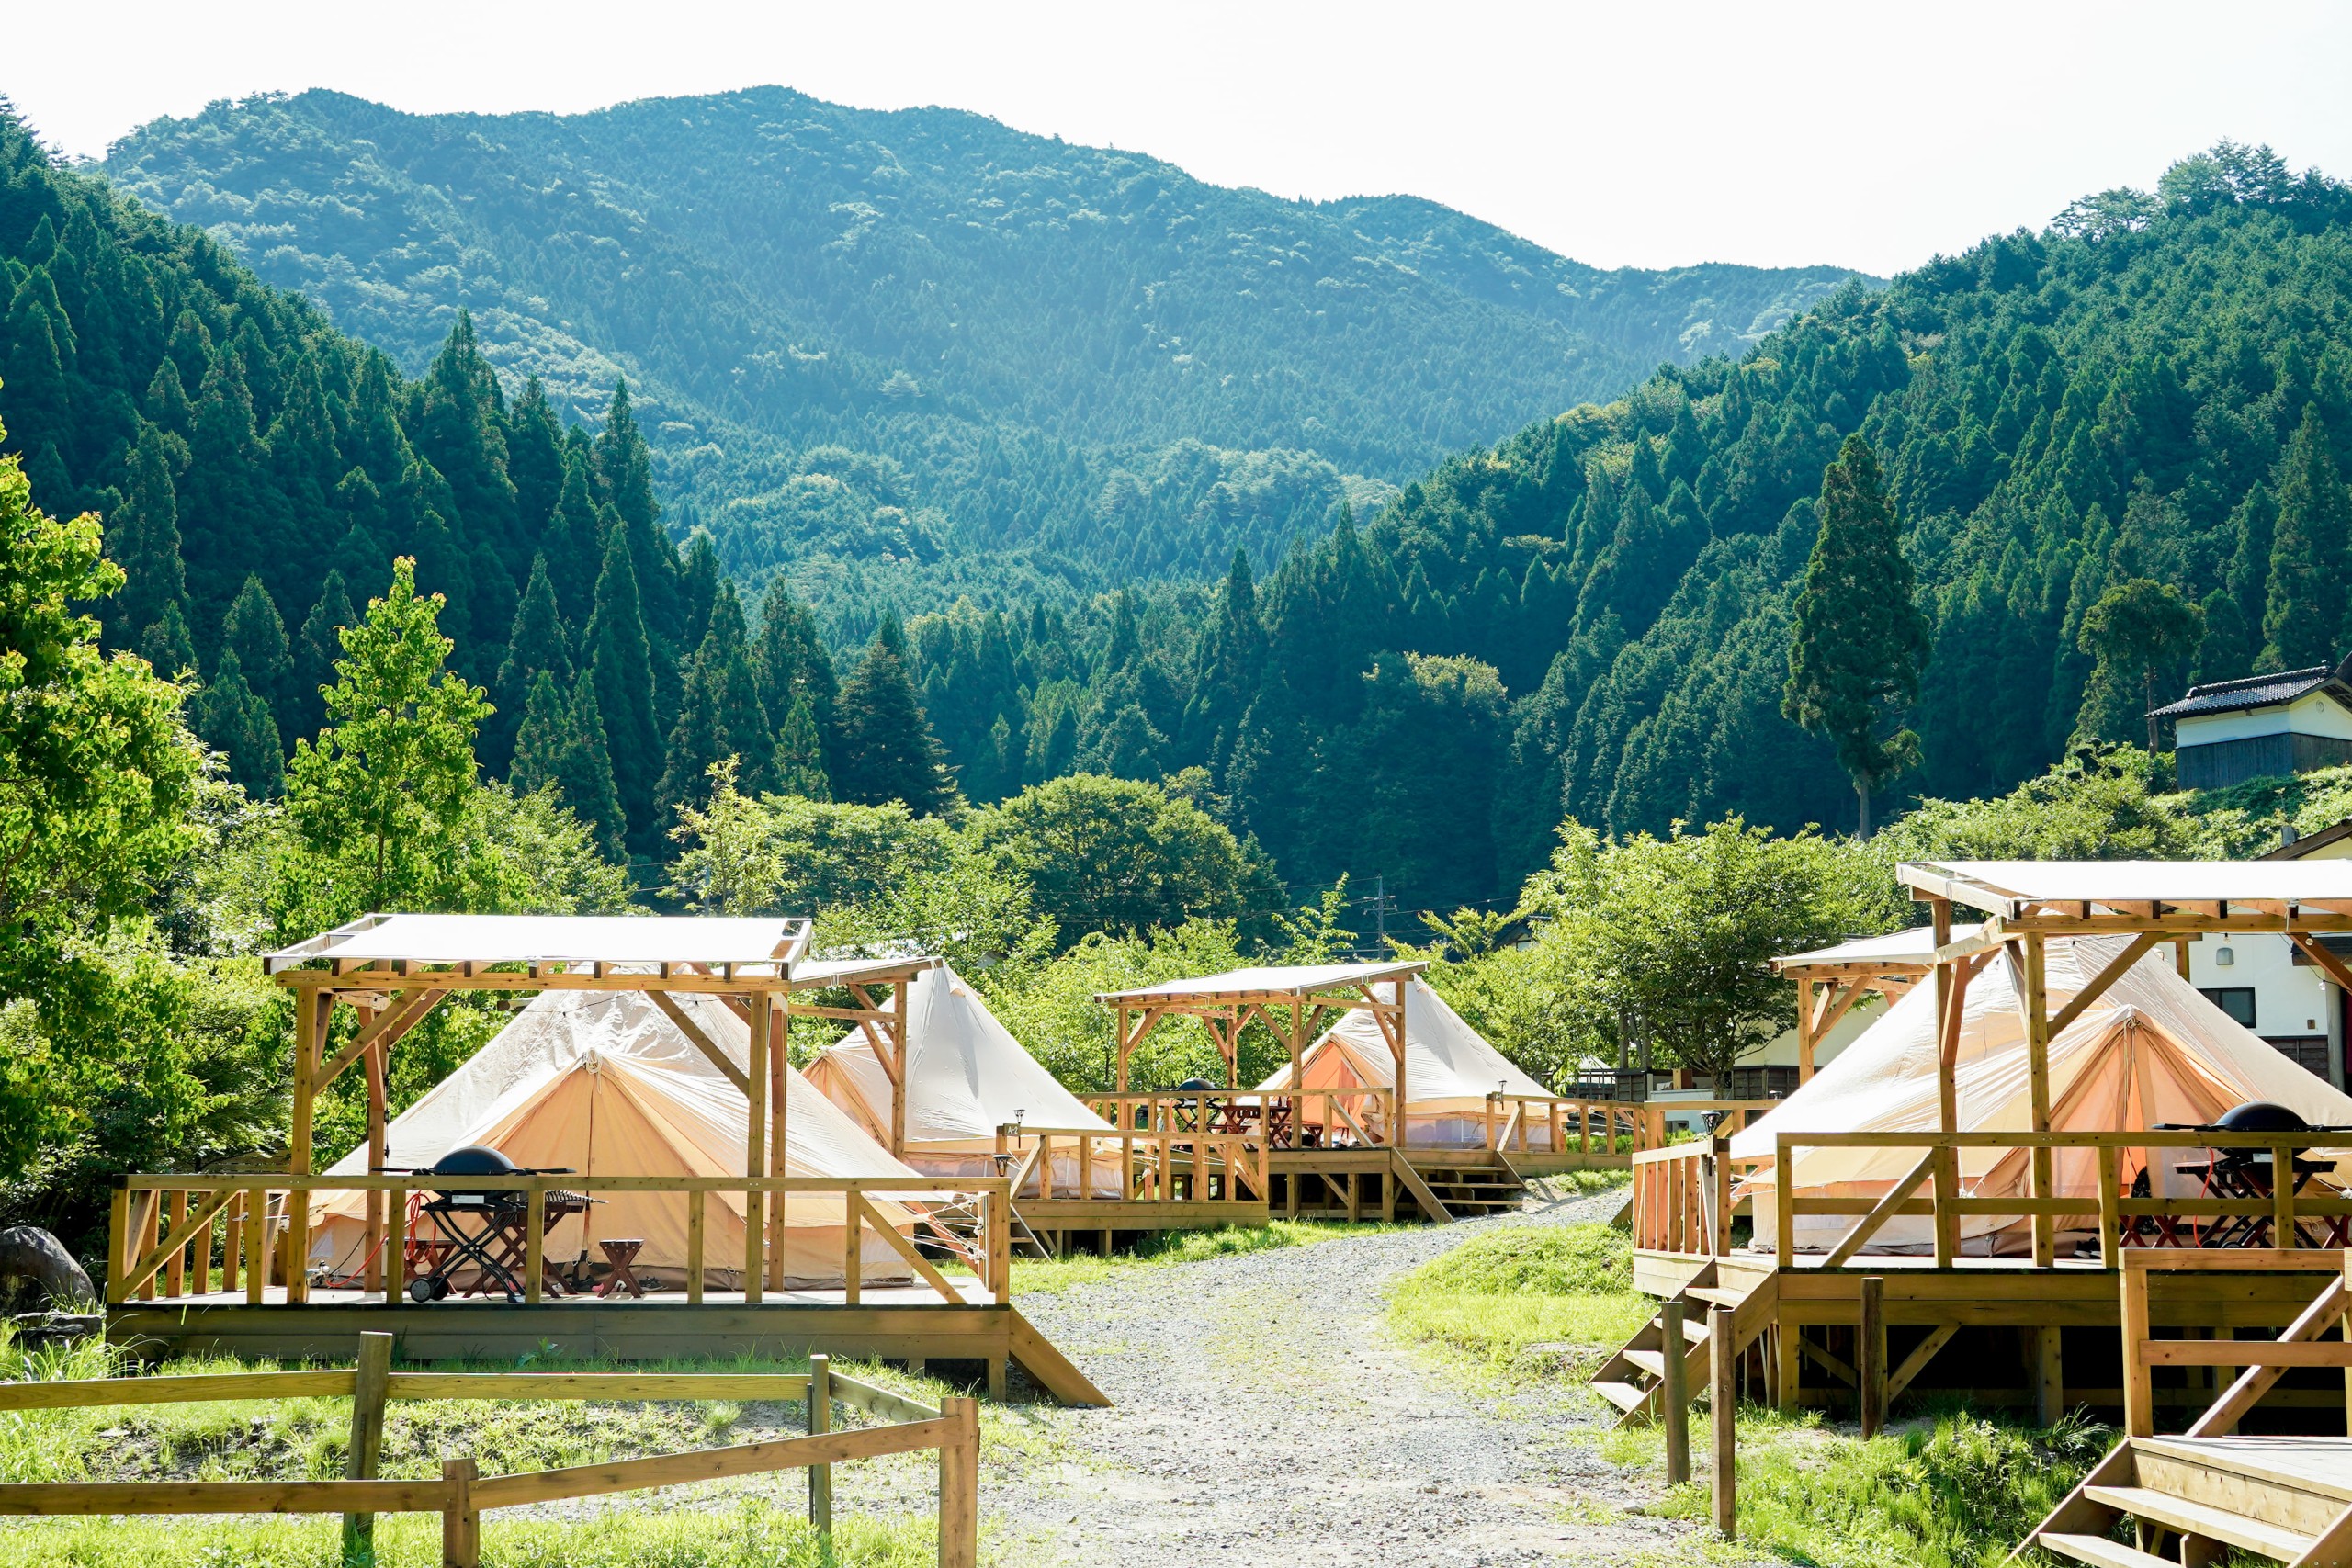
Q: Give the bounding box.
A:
[1009,1219,1408,1295]
[1599,1402,2114,1568]
[0,1500,948,1567]
[1384,1222,1653,1378]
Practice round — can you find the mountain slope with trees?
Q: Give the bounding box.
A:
[97,86,1864,623]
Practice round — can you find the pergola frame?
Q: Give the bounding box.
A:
[1092,963,1424,1148]
[1894,860,2352,1267]
[259,913,933,1302]
[1769,954,1926,1085]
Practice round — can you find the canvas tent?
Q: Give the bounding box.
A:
[805,964,1125,1196]
[1732,933,2352,1255]
[311,989,923,1285]
[1253,977,1558,1147]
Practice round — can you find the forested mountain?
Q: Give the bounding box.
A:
[96,87,1861,625]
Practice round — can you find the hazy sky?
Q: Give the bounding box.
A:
[10,1,2350,276]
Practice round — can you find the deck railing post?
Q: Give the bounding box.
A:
[1774,1136,1795,1262]
[523,1180,545,1305]
[1712,1134,1734,1256]
[938,1394,980,1568]
[685,1189,705,1306]
[2121,1258,2154,1438]
[2098,1146,2120,1269]
[441,1455,479,1568]
[1858,1276,1885,1438]
[342,1330,393,1567]
[807,1353,832,1540]
[106,1186,130,1304]
[1710,1303,1736,1538]
[1661,1299,1690,1484]
[843,1190,864,1307]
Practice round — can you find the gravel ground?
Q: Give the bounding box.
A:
[990,1180,1722,1567]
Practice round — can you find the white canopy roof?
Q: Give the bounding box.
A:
[1733,934,2352,1253]
[265,912,811,973]
[1900,860,2352,918]
[808,964,1116,1150]
[1773,923,1982,973]
[1096,961,1424,1004]
[1255,976,1554,1111]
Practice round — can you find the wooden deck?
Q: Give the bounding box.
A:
[106,1283,1108,1404]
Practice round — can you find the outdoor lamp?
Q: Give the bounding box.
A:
[2215,946,2234,966]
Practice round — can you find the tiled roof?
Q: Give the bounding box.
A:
[2150,665,2342,719]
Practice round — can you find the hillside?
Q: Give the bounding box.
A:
[98,87,1863,623]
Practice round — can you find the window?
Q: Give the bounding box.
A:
[2199,987,2257,1028]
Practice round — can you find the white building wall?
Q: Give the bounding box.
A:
[2176,690,2352,746]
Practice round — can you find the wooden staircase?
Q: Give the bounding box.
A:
[1589,1263,1776,1427]
[1411,1162,1526,1218]
[2017,1436,2352,1567]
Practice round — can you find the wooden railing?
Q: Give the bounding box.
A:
[1764,1130,2352,1269]
[0,1337,976,1567]
[2120,1249,2352,1439]
[1084,1089,1398,1151]
[1632,1135,1747,1255]
[992,1123,1268,1206]
[107,1174,1014,1308]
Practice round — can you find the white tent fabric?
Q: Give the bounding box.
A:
[805,964,1125,1193]
[311,990,922,1285]
[266,912,804,970]
[1253,977,1559,1147]
[1732,935,2352,1254]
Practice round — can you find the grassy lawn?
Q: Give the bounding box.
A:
[0,1328,1004,1567]
[1600,1402,2114,1568]
[1383,1220,1654,1379]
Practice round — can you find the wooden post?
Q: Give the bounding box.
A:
[1796,979,1817,1086]
[2033,1325,2064,1427]
[1774,1324,1800,1415]
[843,1190,864,1306]
[986,1189,1010,1303]
[938,1394,980,1568]
[1661,1299,1690,1483]
[288,991,328,1304]
[440,1455,479,1568]
[1774,1135,1795,1262]
[2341,1251,2351,1437]
[384,1182,404,1307]
[744,992,769,1305]
[1858,1276,1885,1438]
[342,1330,393,1567]
[524,1180,545,1304]
[2024,933,2055,1268]
[1930,900,1959,1268]
[2120,1260,2154,1438]
[1389,977,1409,1151]
[685,1189,706,1306]
[245,1186,267,1305]
[1711,1134,1734,1256]
[1710,1304,1736,1538]
[2098,1145,2121,1270]
[2173,936,2191,979]
[769,997,789,1292]
[362,1001,387,1293]
[886,980,908,1160]
[164,1190,187,1297]
[807,1352,832,1539]
[1288,999,1306,1152]
[106,1186,130,1304]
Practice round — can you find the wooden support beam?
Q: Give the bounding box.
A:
[744,993,769,1304]
[1929,900,1960,1267]
[2032,1324,2064,1427]
[2023,933,2055,1269]
[1821,1147,1941,1269]
[315,989,443,1092]
[1858,1276,1885,1438]
[1886,1325,1957,1404]
[649,992,749,1096]
[1661,1299,1690,1484]
[1710,1304,1736,1538]
[769,995,788,1292]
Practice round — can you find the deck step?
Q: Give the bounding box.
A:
[2034,1532,2177,1568]
[1590,1380,1652,1413]
[2080,1485,2312,1561]
[1623,1346,1707,1377]
[1683,1285,1752,1307]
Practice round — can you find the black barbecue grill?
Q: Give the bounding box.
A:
[407,1146,594,1302]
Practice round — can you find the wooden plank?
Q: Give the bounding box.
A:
[939,1397,979,1568]
[1661,1299,1690,1482]
[2143,1341,2352,1368]
[1885,1324,1957,1404]
[385,1373,812,1402]
[830,1372,940,1425]
[466,1418,958,1509]
[1820,1148,1941,1269]
[857,1201,963,1304]
[0,1479,443,1515]
[0,1370,356,1411]
[807,1354,831,1539]
[1710,1304,1736,1537]
[316,989,442,1091]
[1858,1276,1885,1437]
[1008,1305,1112,1406]
[342,1331,392,1566]
[442,1457,478,1568]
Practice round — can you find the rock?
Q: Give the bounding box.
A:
[0,1225,97,1310]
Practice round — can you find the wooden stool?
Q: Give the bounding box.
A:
[595,1238,645,1297]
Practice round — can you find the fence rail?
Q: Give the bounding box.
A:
[0,1338,974,1567]
[2119,1249,2352,1440]
[107,1173,1014,1309]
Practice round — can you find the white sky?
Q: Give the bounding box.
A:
[9,1,2351,276]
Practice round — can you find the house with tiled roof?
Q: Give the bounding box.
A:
[2150,658,2352,790]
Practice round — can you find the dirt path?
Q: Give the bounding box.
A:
[989,1183,1717,1566]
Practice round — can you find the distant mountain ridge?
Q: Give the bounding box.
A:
[100,87,1868,626]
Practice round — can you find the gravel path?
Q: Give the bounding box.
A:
[989,1181,1719,1566]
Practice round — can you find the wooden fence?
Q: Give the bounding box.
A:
[993,1122,1268,1205]
[0,1336,977,1567]
[2120,1249,2352,1438]
[107,1173,1013,1308]
[1761,1130,2352,1269]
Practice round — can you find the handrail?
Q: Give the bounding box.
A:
[2118,1250,2352,1438]
[107,1173,1016,1309]
[1762,1130,2352,1269]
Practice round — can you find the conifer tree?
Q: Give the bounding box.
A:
[105,424,188,651]
[191,647,284,795]
[1781,435,1931,837]
[555,670,626,862]
[753,574,840,770]
[773,693,831,799]
[293,570,356,742]
[680,530,719,653]
[544,447,604,626]
[1182,547,1267,778]
[506,376,567,548]
[220,572,293,742]
[488,554,572,776]
[140,601,196,678]
[594,379,682,646]
[2260,407,2352,670]
[582,518,663,852]
[509,670,571,795]
[832,616,958,816]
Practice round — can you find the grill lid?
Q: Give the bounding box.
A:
[426,1145,519,1178]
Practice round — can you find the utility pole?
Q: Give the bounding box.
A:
[1359,874,1396,956]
